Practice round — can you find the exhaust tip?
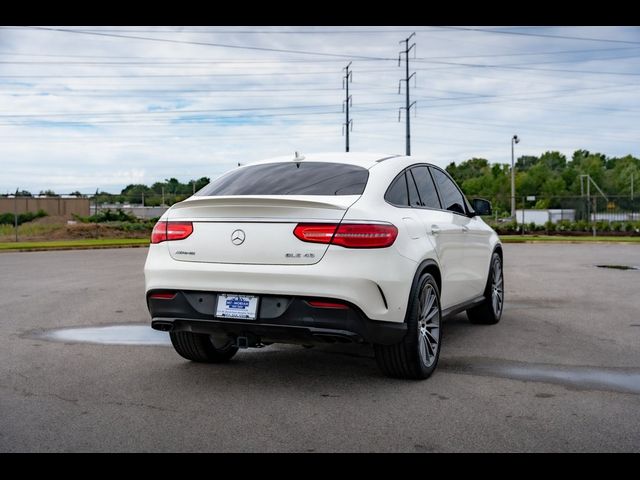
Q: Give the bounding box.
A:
[151,320,174,332]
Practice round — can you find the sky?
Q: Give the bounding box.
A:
[0,25,639,194]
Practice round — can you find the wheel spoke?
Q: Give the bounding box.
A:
[424,306,438,322]
[425,329,438,346]
[490,258,503,316]
[417,281,440,367]
[421,291,435,320]
[419,332,428,362]
[424,334,434,359]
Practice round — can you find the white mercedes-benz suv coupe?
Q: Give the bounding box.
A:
[144,152,503,379]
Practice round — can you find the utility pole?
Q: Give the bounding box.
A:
[14,188,18,242]
[192,180,196,195]
[587,177,591,224]
[162,186,165,206]
[398,33,416,156]
[94,188,99,216]
[342,62,353,152]
[631,173,634,201]
[511,135,520,221]
[522,196,526,236]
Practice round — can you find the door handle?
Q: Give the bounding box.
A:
[461,225,469,233]
[430,225,441,235]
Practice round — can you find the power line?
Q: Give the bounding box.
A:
[414,51,640,68]
[430,26,640,45]
[0,68,397,79]
[415,45,640,60]
[5,46,639,66]
[4,44,639,62]
[19,26,395,61]
[0,26,418,35]
[413,60,640,77]
[0,107,397,126]
[0,51,370,63]
[0,101,400,118]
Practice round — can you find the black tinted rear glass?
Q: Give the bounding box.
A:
[196,162,369,196]
[430,167,467,214]
[410,166,442,209]
[385,173,409,206]
[407,170,422,208]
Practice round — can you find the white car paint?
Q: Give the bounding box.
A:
[144,152,501,324]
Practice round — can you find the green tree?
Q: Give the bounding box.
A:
[539,151,567,172]
[515,155,539,171]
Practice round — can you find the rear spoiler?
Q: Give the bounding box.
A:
[171,195,360,212]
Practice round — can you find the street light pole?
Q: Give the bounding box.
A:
[511,135,520,221]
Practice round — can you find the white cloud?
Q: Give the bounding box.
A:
[0,26,639,193]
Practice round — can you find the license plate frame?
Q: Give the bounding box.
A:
[215,293,259,320]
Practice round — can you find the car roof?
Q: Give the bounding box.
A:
[246,152,405,169]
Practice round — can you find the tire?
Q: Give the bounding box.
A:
[374,273,442,380]
[169,331,239,363]
[467,252,503,325]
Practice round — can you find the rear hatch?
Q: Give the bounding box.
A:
[166,195,358,265]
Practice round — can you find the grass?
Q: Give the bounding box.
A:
[1,234,638,251]
[0,223,64,239]
[0,238,150,251]
[501,235,640,243]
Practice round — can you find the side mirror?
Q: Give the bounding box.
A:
[471,198,492,216]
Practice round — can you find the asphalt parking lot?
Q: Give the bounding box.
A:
[1,244,639,452]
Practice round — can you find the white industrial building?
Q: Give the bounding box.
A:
[514,209,576,225]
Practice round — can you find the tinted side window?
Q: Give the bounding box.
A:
[430,168,467,215]
[410,166,441,209]
[407,171,422,208]
[196,162,369,196]
[385,172,409,206]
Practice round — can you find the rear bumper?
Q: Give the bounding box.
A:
[148,290,407,346]
[144,243,418,323]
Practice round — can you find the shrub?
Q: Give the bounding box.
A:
[556,220,571,232]
[574,220,589,232]
[0,209,47,225]
[74,208,138,223]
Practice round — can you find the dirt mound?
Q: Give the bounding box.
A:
[46,223,150,240]
[32,214,73,225]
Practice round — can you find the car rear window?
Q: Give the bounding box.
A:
[196,162,369,196]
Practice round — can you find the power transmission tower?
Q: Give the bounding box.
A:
[342,62,353,152]
[398,33,416,156]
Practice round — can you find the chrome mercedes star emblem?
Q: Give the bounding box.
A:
[231,229,246,246]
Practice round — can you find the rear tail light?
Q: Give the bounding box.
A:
[151,221,193,244]
[293,223,398,248]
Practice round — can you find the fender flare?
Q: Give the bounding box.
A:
[403,258,441,323]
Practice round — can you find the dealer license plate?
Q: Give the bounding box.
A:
[215,294,259,320]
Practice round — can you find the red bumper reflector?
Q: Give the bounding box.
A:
[307,301,349,310]
[149,292,176,300]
